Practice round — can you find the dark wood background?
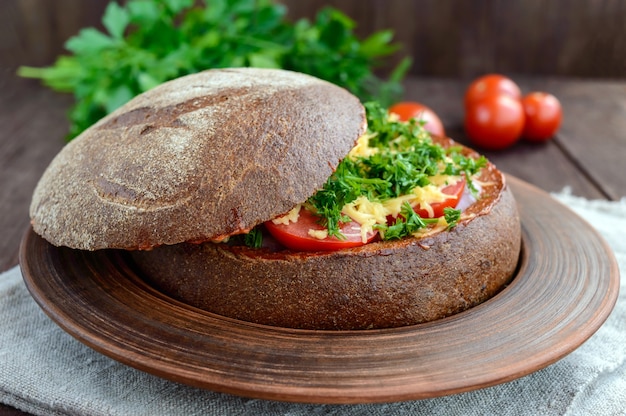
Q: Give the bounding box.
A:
[2,0,625,78]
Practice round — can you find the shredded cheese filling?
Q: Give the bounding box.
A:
[272,133,478,243]
[335,134,464,242]
[348,132,380,159]
[308,229,329,240]
[298,134,461,243]
[271,204,301,225]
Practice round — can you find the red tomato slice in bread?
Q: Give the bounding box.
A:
[412,177,466,218]
[265,209,377,251]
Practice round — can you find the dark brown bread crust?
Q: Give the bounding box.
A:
[30,68,366,250]
[131,159,521,330]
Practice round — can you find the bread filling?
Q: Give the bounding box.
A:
[244,102,487,251]
[270,136,468,243]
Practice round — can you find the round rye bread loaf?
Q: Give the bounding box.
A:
[131,144,521,330]
[30,68,366,250]
[30,68,521,330]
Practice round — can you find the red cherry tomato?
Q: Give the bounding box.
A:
[464,74,521,108]
[521,92,562,142]
[464,94,525,150]
[413,177,466,218]
[389,102,446,137]
[265,209,377,252]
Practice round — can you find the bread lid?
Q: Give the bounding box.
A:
[30,68,367,250]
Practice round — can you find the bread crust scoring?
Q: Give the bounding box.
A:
[30,68,366,250]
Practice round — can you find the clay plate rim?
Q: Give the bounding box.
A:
[19,176,620,404]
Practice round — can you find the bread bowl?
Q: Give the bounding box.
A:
[30,68,521,330]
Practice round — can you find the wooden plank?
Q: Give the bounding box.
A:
[0,0,109,68]
[282,0,626,78]
[515,78,626,200]
[0,76,68,271]
[3,0,625,77]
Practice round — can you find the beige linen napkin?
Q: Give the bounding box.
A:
[1,192,625,416]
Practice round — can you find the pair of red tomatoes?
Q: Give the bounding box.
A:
[464,74,562,150]
[389,74,562,151]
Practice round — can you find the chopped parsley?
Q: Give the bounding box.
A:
[379,202,430,240]
[307,101,486,239]
[228,227,264,248]
[243,227,264,249]
[374,202,460,240]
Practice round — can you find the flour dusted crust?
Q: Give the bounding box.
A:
[30,68,366,250]
[130,139,521,330]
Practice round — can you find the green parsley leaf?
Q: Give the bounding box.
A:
[243,227,264,248]
[443,207,461,229]
[444,152,488,195]
[375,202,428,240]
[102,2,130,40]
[65,28,116,55]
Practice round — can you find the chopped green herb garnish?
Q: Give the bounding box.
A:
[444,152,488,195]
[443,207,461,230]
[377,202,427,240]
[243,227,264,248]
[308,102,484,239]
[228,227,264,248]
[375,203,461,240]
[240,102,478,248]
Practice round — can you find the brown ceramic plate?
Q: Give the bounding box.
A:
[19,176,619,404]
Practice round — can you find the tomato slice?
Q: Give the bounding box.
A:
[412,178,465,218]
[265,209,377,251]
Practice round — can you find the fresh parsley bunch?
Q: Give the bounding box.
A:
[18,0,410,140]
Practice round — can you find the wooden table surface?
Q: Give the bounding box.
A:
[0,72,625,415]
